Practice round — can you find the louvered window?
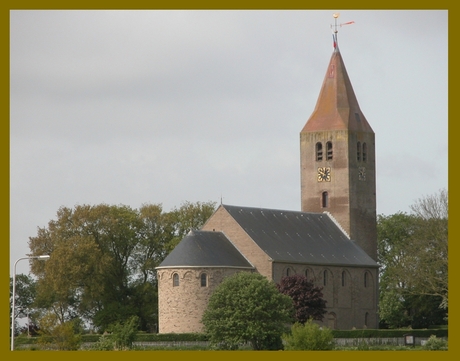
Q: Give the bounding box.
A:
[316,142,323,161]
[326,141,333,160]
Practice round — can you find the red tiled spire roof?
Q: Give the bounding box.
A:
[301,48,373,133]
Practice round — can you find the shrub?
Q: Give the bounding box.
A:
[423,335,448,351]
[36,313,82,350]
[282,319,334,350]
[92,334,116,351]
[52,321,82,350]
[202,272,294,350]
[111,315,139,350]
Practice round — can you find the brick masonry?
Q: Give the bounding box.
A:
[157,267,252,333]
[272,262,378,329]
[157,206,379,332]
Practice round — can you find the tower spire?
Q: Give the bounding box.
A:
[300,20,377,261]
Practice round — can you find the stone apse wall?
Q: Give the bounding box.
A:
[157,267,252,333]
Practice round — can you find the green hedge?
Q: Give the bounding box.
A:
[14,332,209,347]
[331,328,448,338]
[80,334,102,343]
[134,332,209,342]
[14,335,39,346]
[18,328,448,346]
[80,332,209,343]
[82,329,449,342]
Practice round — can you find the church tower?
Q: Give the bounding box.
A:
[300,17,377,261]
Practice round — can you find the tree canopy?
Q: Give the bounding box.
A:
[10,274,37,335]
[276,275,327,324]
[377,188,448,328]
[27,201,216,332]
[201,272,294,350]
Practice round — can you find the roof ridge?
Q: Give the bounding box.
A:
[323,211,350,239]
[222,203,320,215]
[219,230,255,269]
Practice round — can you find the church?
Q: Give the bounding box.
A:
[156,26,379,332]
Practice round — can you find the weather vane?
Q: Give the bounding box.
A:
[330,13,355,50]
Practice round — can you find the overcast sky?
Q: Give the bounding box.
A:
[10,10,448,275]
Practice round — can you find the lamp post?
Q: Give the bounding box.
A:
[11,255,50,351]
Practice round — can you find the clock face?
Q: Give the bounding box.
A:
[358,167,366,181]
[317,167,331,182]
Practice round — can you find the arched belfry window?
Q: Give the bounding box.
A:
[362,143,367,162]
[173,273,179,287]
[200,273,207,287]
[316,142,323,161]
[326,141,333,160]
[322,191,329,208]
[357,142,361,161]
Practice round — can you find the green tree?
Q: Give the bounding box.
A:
[282,319,334,350]
[202,272,294,350]
[10,274,37,335]
[377,189,448,328]
[28,201,216,331]
[377,212,417,328]
[166,201,217,251]
[377,288,410,329]
[408,188,448,309]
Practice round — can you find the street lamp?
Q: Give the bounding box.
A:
[11,255,50,351]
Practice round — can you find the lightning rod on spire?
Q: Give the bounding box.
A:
[330,12,355,50]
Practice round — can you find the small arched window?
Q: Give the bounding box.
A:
[328,312,337,330]
[200,273,207,287]
[305,269,309,280]
[362,142,367,162]
[286,267,291,277]
[322,191,329,208]
[364,312,369,327]
[364,272,369,288]
[357,142,361,161]
[342,271,346,287]
[323,270,328,286]
[316,142,323,161]
[326,141,333,160]
[173,273,179,287]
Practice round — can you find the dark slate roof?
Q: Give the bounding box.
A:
[156,230,254,269]
[223,204,378,267]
